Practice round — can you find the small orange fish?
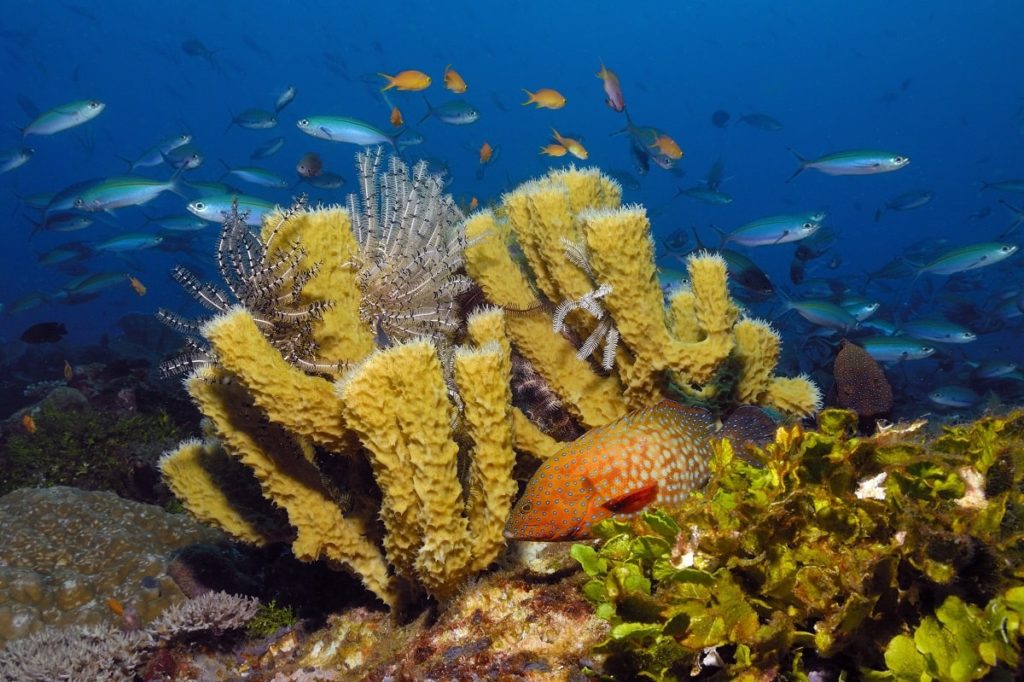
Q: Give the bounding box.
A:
[505,401,775,541]
[522,88,566,110]
[551,129,588,160]
[479,142,493,165]
[444,64,467,93]
[379,70,431,92]
[63,359,73,382]
[106,597,125,617]
[390,106,404,128]
[21,413,37,434]
[650,134,683,160]
[469,196,479,211]
[127,275,146,296]
[596,62,625,112]
[539,143,568,157]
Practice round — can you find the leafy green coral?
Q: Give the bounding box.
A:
[573,409,1024,679]
[1,404,183,499]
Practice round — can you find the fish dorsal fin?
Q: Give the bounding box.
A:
[601,483,659,514]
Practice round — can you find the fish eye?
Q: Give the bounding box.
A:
[89,101,102,108]
[73,198,84,208]
[520,502,532,512]
[193,202,205,211]
[803,222,814,229]
[298,119,308,126]
[895,156,907,163]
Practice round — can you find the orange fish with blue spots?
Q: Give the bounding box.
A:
[504,400,774,541]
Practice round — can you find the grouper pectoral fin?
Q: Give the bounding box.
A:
[601,483,659,514]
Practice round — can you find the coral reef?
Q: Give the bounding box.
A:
[0,401,183,499]
[158,157,824,612]
[0,591,259,681]
[570,408,1024,679]
[0,486,222,646]
[160,151,514,606]
[462,166,821,433]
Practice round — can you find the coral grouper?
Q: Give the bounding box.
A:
[505,400,775,541]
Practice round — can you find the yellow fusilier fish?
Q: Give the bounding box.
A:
[522,88,566,109]
[379,70,432,91]
[504,400,775,541]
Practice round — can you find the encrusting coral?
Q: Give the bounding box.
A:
[159,156,820,610]
[462,166,821,438]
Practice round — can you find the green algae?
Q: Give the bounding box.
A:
[246,599,298,638]
[1,404,182,499]
[572,409,1024,679]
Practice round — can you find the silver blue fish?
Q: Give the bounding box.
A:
[251,136,285,160]
[788,148,909,182]
[23,99,105,136]
[219,161,290,188]
[297,116,398,148]
[723,212,824,247]
[418,97,480,125]
[917,242,1017,275]
[928,386,980,409]
[73,177,180,212]
[95,233,164,252]
[860,336,935,362]
[0,147,33,173]
[899,319,976,344]
[187,194,276,226]
[120,133,192,172]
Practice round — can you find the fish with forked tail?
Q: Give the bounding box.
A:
[504,400,776,541]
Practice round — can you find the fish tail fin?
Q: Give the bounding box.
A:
[710,223,729,249]
[521,89,534,105]
[217,158,232,181]
[223,111,235,135]
[786,148,809,183]
[417,95,433,125]
[167,176,186,199]
[874,207,883,222]
[378,73,395,91]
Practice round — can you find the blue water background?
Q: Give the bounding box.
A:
[1,1,1021,384]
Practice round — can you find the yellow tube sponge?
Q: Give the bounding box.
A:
[203,306,355,453]
[511,408,562,459]
[463,210,540,311]
[762,375,823,419]
[453,343,516,572]
[733,318,781,403]
[667,289,700,343]
[338,341,471,598]
[260,205,376,366]
[159,438,275,546]
[579,206,673,363]
[464,212,627,428]
[187,366,396,606]
[546,166,622,214]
